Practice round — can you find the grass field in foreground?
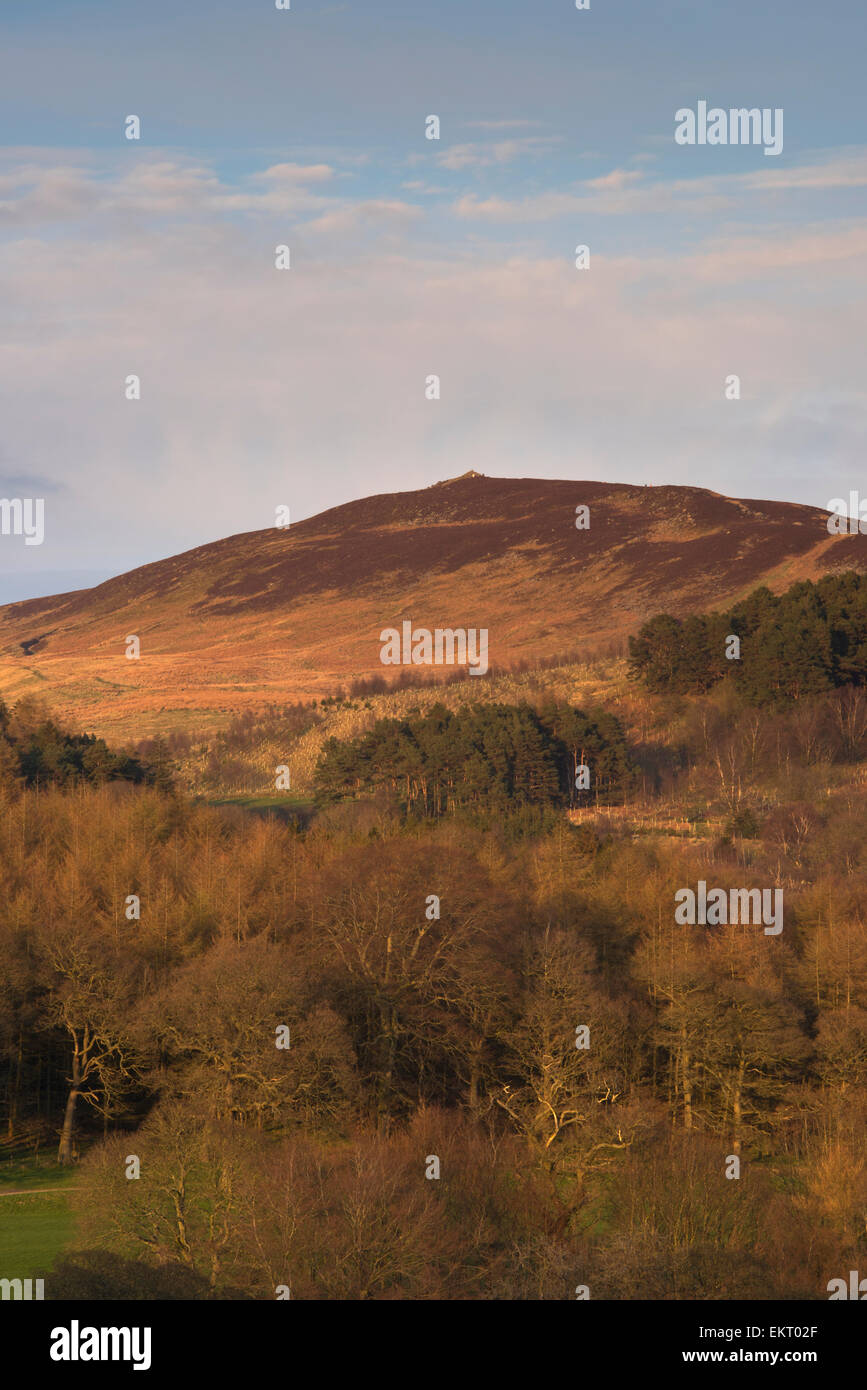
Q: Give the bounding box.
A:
[0,1160,76,1281]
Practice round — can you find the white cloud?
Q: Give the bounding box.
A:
[451,149,867,221]
[301,198,423,239]
[0,148,864,576]
[435,135,561,171]
[250,163,336,185]
[585,169,646,191]
[0,156,342,228]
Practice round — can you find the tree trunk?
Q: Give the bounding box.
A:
[57,1049,81,1165]
[468,1063,479,1113]
[7,1030,23,1139]
[681,1026,693,1130]
[732,1058,745,1155]
[171,1180,194,1267]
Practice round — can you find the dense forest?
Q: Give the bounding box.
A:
[628,571,867,703]
[314,701,635,821]
[1,673,866,1300]
[0,696,165,789]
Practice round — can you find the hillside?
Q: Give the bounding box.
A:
[0,474,864,740]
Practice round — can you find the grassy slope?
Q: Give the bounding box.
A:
[181,657,631,798]
[2,475,863,744]
[0,1161,76,1281]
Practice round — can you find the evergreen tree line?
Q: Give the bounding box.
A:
[628,571,867,704]
[314,700,636,819]
[0,697,166,790]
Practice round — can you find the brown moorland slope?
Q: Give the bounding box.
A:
[0,474,864,740]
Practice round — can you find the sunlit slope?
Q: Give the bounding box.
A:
[0,475,862,740]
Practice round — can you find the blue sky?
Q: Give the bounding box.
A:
[1,0,866,599]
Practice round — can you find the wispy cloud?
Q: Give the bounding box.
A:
[452,149,867,221]
[1,144,863,575]
[0,117,864,575]
[434,135,562,171]
[0,156,344,228]
[250,163,336,186]
[301,198,423,239]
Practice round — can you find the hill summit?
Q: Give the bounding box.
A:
[432,470,487,484]
[0,474,863,739]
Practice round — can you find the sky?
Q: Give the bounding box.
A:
[1,0,865,601]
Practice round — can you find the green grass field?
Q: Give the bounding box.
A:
[0,1160,76,1281]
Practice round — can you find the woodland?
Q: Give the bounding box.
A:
[1,594,866,1299]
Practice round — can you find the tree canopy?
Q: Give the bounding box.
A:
[628,571,867,704]
[314,700,635,820]
[0,696,168,790]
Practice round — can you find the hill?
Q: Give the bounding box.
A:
[0,475,863,740]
